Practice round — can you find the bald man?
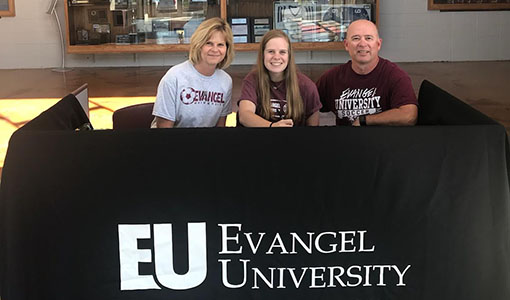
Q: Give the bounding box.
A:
[316,20,418,126]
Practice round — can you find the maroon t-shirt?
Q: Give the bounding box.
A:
[316,57,418,125]
[239,71,322,126]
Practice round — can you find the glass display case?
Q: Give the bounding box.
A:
[65,0,378,53]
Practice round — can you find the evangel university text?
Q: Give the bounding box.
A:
[218,224,412,289]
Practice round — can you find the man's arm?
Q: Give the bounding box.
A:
[352,104,418,126]
[155,116,175,128]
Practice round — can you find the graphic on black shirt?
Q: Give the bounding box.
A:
[335,87,382,121]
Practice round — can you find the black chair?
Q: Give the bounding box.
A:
[19,93,92,131]
[71,83,89,118]
[112,103,155,129]
[417,80,497,126]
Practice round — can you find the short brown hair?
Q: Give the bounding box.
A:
[189,17,234,69]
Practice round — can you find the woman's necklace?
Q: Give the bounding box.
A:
[272,81,284,90]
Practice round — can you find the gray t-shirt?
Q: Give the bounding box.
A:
[153,60,232,127]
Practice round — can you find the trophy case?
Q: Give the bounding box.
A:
[65,0,378,53]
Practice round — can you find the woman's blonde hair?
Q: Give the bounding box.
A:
[255,30,303,123]
[189,17,234,69]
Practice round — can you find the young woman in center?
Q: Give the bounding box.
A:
[238,30,321,127]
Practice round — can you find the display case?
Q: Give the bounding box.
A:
[65,0,378,53]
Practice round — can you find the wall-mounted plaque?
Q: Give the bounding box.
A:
[252,17,272,43]
[233,36,248,43]
[229,17,250,44]
[0,0,15,17]
[254,17,271,25]
[152,19,170,32]
[115,34,131,44]
[231,17,249,34]
[113,0,129,10]
[428,0,510,11]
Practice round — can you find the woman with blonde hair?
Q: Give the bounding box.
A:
[153,17,234,128]
[238,30,321,127]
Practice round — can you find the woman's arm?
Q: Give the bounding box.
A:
[156,116,175,128]
[216,116,227,127]
[306,111,320,126]
[238,100,293,127]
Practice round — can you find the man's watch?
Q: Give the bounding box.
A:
[359,115,367,126]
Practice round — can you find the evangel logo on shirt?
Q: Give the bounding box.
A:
[270,99,287,119]
[335,87,382,121]
[180,87,225,105]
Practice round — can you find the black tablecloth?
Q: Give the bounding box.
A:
[1,125,509,300]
